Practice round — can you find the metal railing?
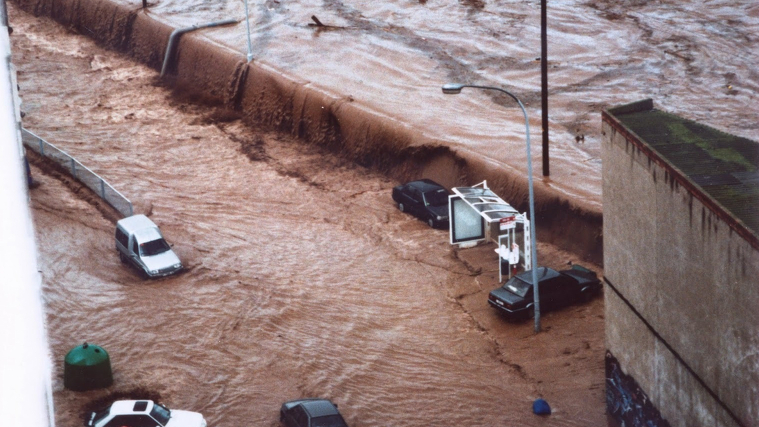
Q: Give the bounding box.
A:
[21,128,133,218]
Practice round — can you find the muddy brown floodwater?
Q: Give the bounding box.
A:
[11,0,759,267]
[66,0,758,212]
[25,0,759,210]
[12,3,607,427]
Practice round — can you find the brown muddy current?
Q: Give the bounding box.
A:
[10,0,756,426]
[102,0,759,209]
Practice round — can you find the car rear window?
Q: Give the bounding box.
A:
[505,277,532,298]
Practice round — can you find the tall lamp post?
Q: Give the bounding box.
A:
[541,0,549,176]
[244,0,253,62]
[441,83,541,333]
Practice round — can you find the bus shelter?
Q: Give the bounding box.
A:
[448,181,532,282]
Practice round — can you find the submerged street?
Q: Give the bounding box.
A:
[12,4,605,427]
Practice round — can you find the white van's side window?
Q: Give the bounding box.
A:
[131,239,139,255]
[116,229,129,247]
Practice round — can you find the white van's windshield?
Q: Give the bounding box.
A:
[140,239,171,256]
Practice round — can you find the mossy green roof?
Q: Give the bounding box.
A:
[609,100,759,237]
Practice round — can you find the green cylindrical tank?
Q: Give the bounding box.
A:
[63,342,113,391]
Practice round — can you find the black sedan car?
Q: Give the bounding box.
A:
[488,265,601,320]
[391,179,449,228]
[280,398,348,427]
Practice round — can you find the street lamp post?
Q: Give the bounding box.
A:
[244,0,253,62]
[441,83,542,333]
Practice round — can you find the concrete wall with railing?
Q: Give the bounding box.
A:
[22,128,134,218]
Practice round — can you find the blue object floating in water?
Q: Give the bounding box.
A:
[533,398,551,415]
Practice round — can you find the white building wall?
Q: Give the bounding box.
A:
[0,6,54,426]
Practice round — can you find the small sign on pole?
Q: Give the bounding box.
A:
[499,216,516,230]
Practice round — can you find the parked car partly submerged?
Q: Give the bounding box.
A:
[280,398,349,427]
[391,179,449,228]
[488,265,601,320]
[88,400,206,427]
[115,214,182,278]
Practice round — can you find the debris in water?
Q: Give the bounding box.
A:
[533,398,551,415]
[310,15,325,27]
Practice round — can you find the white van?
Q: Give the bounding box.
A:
[115,214,182,278]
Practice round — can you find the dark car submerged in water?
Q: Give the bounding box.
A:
[280,398,348,427]
[488,265,601,320]
[391,179,449,228]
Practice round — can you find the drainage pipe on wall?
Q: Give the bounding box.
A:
[160,19,238,78]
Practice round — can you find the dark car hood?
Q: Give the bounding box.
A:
[489,286,527,305]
